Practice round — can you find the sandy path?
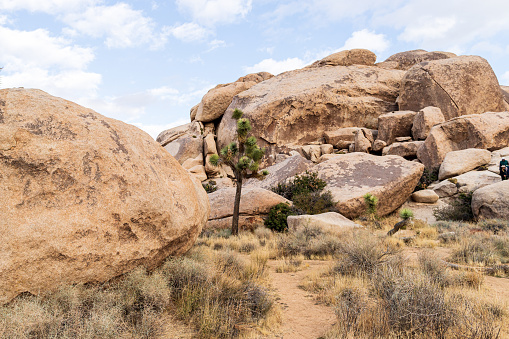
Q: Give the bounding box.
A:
[267,260,336,339]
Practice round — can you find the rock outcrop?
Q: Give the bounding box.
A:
[311,153,424,218]
[206,188,290,230]
[217,65,405,162]
[287,212,362,233]
[194,72,273,123]
[376,111,417,144]
[157,122,203,164]
[399,56,506,120]
[412,106,445,141]
[417,111,509,169]
[438,148,492,180]
[308,49,377,68]
[376,49,456,70]
[0,88,210,304]
[472,181,509,219]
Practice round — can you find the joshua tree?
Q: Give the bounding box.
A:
[209,108,268,235]
[387,208,414,236]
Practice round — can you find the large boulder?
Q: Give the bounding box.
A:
[376,49,456,70]
[376,111,417,144]
[244,153,312,189]
[206,187,290,230]
[0,89,210,304]
[156,122,203,164]
[311,153,424,218]
[399,56,506,121]
[287,212,362,233]
[472,181,509,219]
[354,128,374,153]
[417,111,509,169]
[194,72,273,123]
[308,49,377,68]
[156,121,202,147]
[412,106,445,140]
[324,127,360,149]
[382,141,424,158]
[438,148,491,180]
[217,65,405,162]
[453,171,501,194]
[488,147,509,174]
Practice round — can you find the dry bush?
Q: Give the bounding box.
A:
[276,224,343,259]
[275,256,304,273]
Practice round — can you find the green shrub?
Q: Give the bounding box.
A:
[271,170,326,200]
[415,167,439,191]
[433,192,474,221]
[291,190,336,215]
[202,180,218,193]
[265,203,294,232]
[363,193,378,219]
[399,208,414,220]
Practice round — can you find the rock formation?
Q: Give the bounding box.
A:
[0,88,210,304]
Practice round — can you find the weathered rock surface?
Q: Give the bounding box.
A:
[0,88,210,304]
[324,127,360,149]
[399,56,506,121]
[472,181,509,219]
[194,72,273,123]
[372,139,387,152]
[217,65,405,162]
[311,153,424,218]
[308,49,377,68]
[432,180,458,198]
[206,188,290,229]
[453,171,501,193]
[438,149,492,180]
[376,111,417,144]
[376,49,456,70]
[302,145,322,162]
[411,190,439,203]
[412,106,445,140]
[417,111,509,169]
[501,86,509,109]
[156,121,202,147]
[244,153,312,189]
[287,212,362,233]
[164,135,203,165]
[382,141,424,158]
[354,128,374,153]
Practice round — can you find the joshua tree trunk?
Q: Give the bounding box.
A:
[387,219,410,236]
[232,173,243,235]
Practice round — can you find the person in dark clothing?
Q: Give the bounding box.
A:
[500,158,509,180]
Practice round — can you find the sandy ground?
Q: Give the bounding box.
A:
[267,260,336,339]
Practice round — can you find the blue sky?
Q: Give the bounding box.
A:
[1,0,508,138]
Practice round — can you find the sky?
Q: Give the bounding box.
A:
[1,0,509,139]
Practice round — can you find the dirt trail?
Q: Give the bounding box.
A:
[267,260,336,339]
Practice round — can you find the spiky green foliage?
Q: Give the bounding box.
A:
[400,208,414,220]
[207,108,268,235]
[363,193,378,218]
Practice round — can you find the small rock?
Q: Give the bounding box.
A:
[411,190,439,203]
[432,180,458,198]
[372,139,387,152]
[320,144,334,155]
[395,136,412,142]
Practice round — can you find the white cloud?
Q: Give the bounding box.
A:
[207,39,227,51]
[244,57,307,75]
[62,3,165,48]
[399,17,456,42]
[176,0,252,26]
[339,29,390,53]
[169,22,212,42]
[0,0,98,13]
[502,71,509,85]
[131,119,190,139]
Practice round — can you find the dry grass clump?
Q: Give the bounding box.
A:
[0,246,279,339]
[276,224,343,259]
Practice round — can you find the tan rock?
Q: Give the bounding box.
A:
[204,177,234,191]
[395,137,412,142]
[438,149,492,180]
[372,139,387,152]
[501,86,509,109]
[195,72,273,123]
[308,49,377,68]
[287,212,363,233]
[205,154,221,176]
[302,145,321,162]
[411,190,439,203]
[412,106,445,140]
[417,112,509,169]
[472,181,509,219]
[190,103,199,121]
[182,154,204,170]
[376,49,456,70]
[377,111,417,144]
[399,56,506,121]
[203,134,217,155]
[203,122,215,136]
[382,141,424,158]
[156,121,202,147]
[432,180,458,198]
[163,134,203,165]
[217,66,405,163]
[324,127,360,149]
[0,88,210,304]
[311,153,424,218]
[188,164,208,182]
[318,153,341,163]
[320,144,334,155]
[206,188,290,230]
[206,216,265,231]
[354,128,373,153]
[453,171,501,194]
[244,153,312,190]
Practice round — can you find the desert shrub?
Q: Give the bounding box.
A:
[363,193,378,219]
[433,192,474,221]
[276,224,342,259]
[479,219,509,235]
[265,203,294,232]
[418,251,451,287]
[271,170,326,200]
[415,167,439,191]
[202,180,218,193]
[291,190,336,215]
[450,235,498,266]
